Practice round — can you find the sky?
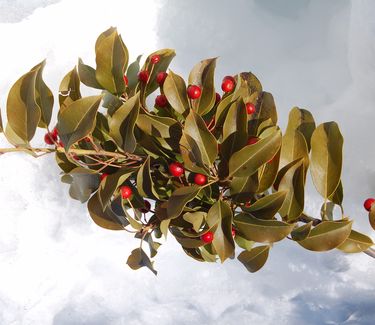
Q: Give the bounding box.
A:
[0,0,375,324]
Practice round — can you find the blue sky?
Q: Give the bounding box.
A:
[0,0,375,324]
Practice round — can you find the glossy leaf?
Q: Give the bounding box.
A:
[310,122,343,199]
[297,220,352,251]
[127,248,157,275]
[243,191,287,220]
[95,27,129,95]
[4,123,28,147]
[206,200,235,262]
[337,229,374,253]
[228,129,282,177]
[328,180,343,206]
[183,211,206,232]
[167,185,201,219]
[234,213,294,243]
[59,67,81,111]
[109,93,140,153]
[55,151,77,173]
[257,148,280,192]
[248,92,277,136]
[77,58,103,89]
[230,173,258,203]
[280,129,309,170]
[238,245,270,273]
[136,112,182,139]
[136,156,160,200]
[286,107,315,151]
[234,235,254,251]
[126,54,142,91]
[188,58,217,115]
[320,201,335,221]
[163,70,189,115]
[291,222,312,241]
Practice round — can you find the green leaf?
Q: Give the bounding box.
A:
[108,93,139,153]
[136,112,182,139]
[297,220,352,251]
[59,67,81,111]
[6,66,41,142]
[243,191,287,220]
[183,211,206,232]
[180,110,218,171]
[238,245,270,273]
[4,123,28,147]
[286,107,316,151]
[32,60,54,128]
[248,92,277,136]
[136,156,161,200]
[95,27,129,95]
[57,96,102,152]
[234,213,294,243]
[87,192,127,230]
[280,129,309,171]
[170,227,205,248]
[337,229,374,253]
[291,222,312,241]
[55,151,77,173]
[320,201,336,221]
[221,100,248,162]
[163,70,189,115]
[206,200,235,262]
[167,185,201,219]
[310,122,343,199]
[228,129,282,177]
[234,235,254,251]
[126,55,142,91]
[278,159,305,222]
[77,58,103,89]
[230,174,259,203]
[188,58,217,115]
[328,180,343,206]
[126,248,157,275]
[257,148,280,192]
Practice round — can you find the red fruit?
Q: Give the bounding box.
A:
[247,137,258,145]
[246,103,256,115]
[150,55,160,64]
[221,76,235,93]
[44,133,55,145]
[156,72,168,86]
[120,186,133,199]
[201,231,214,244]
[100,173,108,181]
[84,137,91,142]
[194,173,207,185]
[52,127,59,138]
[138,70,149,83]
[140,200,151,213]
[232,227,236,237]
[169,162,184,177]
[187,85,202,99]
[364,198,375,211]
[215,92,221,104]
[155,94,168,107]
[58,140,64,147]
[245,201,251,208]
[123,75,129,86]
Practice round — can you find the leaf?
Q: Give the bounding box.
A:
[286,107,316,151]
[170,227,205,248]
[320,201,336,221]
[291,222,312,241]
[297,220,352,251]
[221,100,248,162]
[328,180,343,206]
[234,213,294,243]
[32,60,54,128]
[234,235,254,251]
[167,185,201,219]
[136,156,160,200]
[95,27,129,95]
[188,58,217,115]
[77,58,103,89]
[55,151,78,173]
[228,129,282,177]
[337,229,374,253]
[248,92,277,136]
[108,93,140,152]
[126,54,142,91]
[126,248,157,275]
[163,70,189,115]
[6,65,41,142]
[183,211,206,232]
[230,173,259,203]
[4,123,28,147]
[280,129,309,171]
[59,67,81,111]
[87,192,127,230]
[136,112,182,139]
[206,200,235,262]
[57,96,102,151]
[310,122,343,199]
[160,219,170,238]
[238,245,270,273]
[180,110,218,169]
[278,159,305,222]
[257,148,280,192]
[243,191,287,220]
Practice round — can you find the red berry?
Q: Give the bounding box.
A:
[140,200,151,213]
[187,85,202,99]
[123,75,129,86]
[247,137,258,145]
[201,231,214,244]
[138,70,149,83]
[364,198,375,211]
[245,201,251,208]
[58,140,64,147]
[169,162,184,177]
[232,227,236,237]
[215,92,221,104]
[156,72,168,86]
[194,173,207,186]
[100,173,108,181]
[44,133,55,145]
[120,186,133,199]
[52,127,59,138]
[155,94,168,107]
[84,137,91,142]
[221,76,235,93]
[246,103,256,115]
[72,154,79,161]
[150,55,160,64]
